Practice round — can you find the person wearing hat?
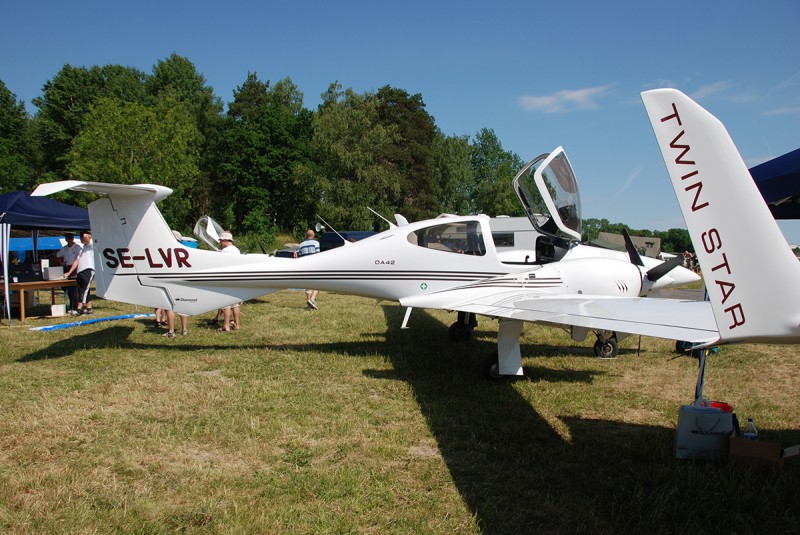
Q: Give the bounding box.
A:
[219,231,240,254]
[56,232,81,314]
[217,231,241,331]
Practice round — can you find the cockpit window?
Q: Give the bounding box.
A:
[407,221,486,256]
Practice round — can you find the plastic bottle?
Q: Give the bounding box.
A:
[743,418,759,440]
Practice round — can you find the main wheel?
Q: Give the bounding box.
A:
[448,321,472,342]
[593,337,618,359]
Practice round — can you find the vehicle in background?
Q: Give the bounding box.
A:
[320,231,378,251]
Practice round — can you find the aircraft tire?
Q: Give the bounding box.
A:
[593,337,618,359]
[483,355,509,382]
[448,322,472,343]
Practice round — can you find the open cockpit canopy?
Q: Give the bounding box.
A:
[512,147,582,242]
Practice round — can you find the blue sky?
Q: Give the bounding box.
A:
[2,0,799,243]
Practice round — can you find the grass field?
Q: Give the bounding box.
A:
[1,289,799,533]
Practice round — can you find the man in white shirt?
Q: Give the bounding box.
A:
[297,229,320,309]
[64,230,95,315]
[217,231,241,331]
[56,232,81,313]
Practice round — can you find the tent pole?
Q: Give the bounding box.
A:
[1,223,11,326]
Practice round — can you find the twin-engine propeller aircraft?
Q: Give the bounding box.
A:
[32,89,800,379]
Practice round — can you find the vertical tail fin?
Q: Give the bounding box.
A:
[32,181,270,314]
[642,89,800,344]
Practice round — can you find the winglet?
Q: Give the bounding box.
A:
[642,89,800,344]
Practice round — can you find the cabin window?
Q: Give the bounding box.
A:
[407,221,486,256]
[492,232,515,248]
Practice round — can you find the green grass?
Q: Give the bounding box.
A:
[1,290,799,533]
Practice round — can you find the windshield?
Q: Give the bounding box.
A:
[512,147,582,241]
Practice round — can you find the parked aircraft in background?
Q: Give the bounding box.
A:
[32,89,799,378]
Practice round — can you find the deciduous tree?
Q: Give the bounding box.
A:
[32,64,147,181]
[0,80,36,192]
[431,131,472,215]
[375,85,438,221]
[310,82,401,229]
[469,128,524,216]
[67,94,201,227]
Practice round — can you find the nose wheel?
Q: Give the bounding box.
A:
[483,355,510,382]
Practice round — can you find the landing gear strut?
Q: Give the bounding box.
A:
[483,319,525,381]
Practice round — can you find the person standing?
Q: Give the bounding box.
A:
[298,229,320,309]
[56,232,81,314]
[217,231,242,332]
[162,310,189,338]
[64,230,95,315]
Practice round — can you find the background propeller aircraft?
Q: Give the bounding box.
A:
[32,89,800,379]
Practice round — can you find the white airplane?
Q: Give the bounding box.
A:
[31,89,800,379]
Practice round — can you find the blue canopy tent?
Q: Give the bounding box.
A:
[0,191,90,325]
[750,148,800,220]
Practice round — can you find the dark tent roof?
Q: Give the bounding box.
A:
[0,191,90,230]
[750,148,800,220]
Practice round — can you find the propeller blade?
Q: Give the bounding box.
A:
[622,228,644,267]
[646,254,685,282]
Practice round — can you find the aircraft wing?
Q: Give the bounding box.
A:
[401,289,719,344]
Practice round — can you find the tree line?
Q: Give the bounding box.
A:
[0,53,692,252]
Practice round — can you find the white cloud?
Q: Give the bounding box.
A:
[690,81,734,100]
[762,105,800,116]
[519,85,612,113]
[614,165,643,197]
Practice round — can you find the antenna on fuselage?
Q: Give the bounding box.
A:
[367,207,396,229]
[315,214,351,247]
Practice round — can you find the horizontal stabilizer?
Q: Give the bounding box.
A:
[32,181,173,202]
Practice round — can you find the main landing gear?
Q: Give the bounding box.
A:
[593,333,619,359]
[448,311,477,343]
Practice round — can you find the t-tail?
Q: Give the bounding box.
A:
[642,89,800,344]
[31,181,276,315]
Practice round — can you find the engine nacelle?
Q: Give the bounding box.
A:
[542,257,643,297]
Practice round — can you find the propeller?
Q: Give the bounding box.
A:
[622,228,645,267]
[644,255,686,282]
[622,228,684,282]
